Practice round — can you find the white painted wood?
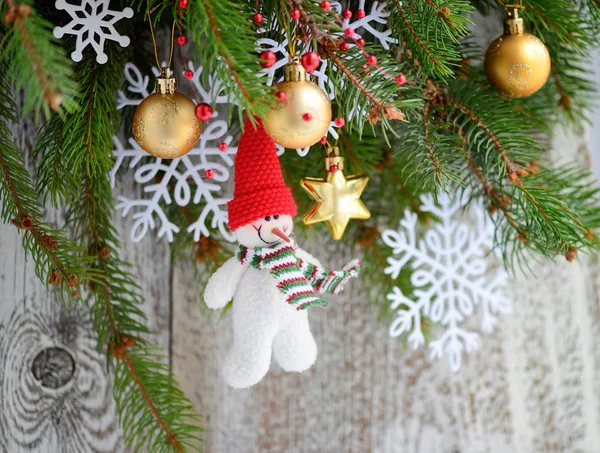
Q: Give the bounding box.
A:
[171,127,600,453]
[0,106,171,450]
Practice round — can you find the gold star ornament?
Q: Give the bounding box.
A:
[300,147,370,240]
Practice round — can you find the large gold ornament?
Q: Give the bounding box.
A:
[300,148,370,240]
[263,60,332,149]
[484,8,550,98]
[133,67,202,159]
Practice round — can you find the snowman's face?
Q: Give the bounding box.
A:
[235,214,294,248]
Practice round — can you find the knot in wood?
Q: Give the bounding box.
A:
[31,347,76,389]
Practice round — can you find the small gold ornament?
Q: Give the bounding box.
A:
[133,67,202,159]
[484,8,550,98]
[263,60,332,149]
[300,147,370,240]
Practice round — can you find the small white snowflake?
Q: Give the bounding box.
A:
[54,0,133,64]
[382,192,512,371]
[111,62,236,244]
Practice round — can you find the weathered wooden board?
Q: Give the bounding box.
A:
[0,143,171,452]
[1,30,600,453]
[170,128,600,453]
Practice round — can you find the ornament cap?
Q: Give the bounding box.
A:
[155,67,177,94]
[325,147,344,172]
[283,60,307,83]
[504,8,524,35]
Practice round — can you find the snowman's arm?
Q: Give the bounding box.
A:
[204,256,247,309]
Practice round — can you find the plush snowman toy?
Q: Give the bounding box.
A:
[204,119,359,389]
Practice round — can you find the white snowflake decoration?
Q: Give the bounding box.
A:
[110,62,236,243]
[54,0,133,64]
[382,192,512,371]
[111,1,398,242]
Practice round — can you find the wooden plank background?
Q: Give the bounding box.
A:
[2,122,600,452]
[2,12,600,450]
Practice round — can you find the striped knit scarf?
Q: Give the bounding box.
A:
[238,238,360,310]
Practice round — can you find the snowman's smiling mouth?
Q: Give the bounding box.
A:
[253,225,279,245]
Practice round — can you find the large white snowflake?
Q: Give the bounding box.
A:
[53,0,133,64]
[382,192,512,371]
[111,1,398,242]
[110,62,236,243]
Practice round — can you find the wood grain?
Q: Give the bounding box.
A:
[170,128,600,453]
[0,223,125,453]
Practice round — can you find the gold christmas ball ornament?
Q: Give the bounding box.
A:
[301,147,370,240]
[484,8,551,98]
[133,67,202,159]
[263,60,332,149]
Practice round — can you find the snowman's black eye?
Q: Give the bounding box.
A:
[274,215,280,220]
[264,216,271,221]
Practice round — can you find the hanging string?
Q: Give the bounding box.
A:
[147,10,176,69]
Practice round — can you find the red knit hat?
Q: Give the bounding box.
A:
[227,118,297,231]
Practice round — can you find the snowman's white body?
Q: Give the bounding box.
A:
[204,216,320,388]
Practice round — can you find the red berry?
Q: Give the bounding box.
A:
[291,9,300,19]
[276,91,286,101]
[253,13,263,23]
[396,74,407,86]
[342,9,352,19]
[320,1,331,10]
[344,28,354,38]
[330,164,338,173]
[177,35,187,46]
[218,142,228,151]
[367,55,377,66]
[356,38,365,46]
[340,42,350,51]
[178,0,188,8]
[302,113,312,122]
[184,70,194,80]
[205,169,215,179]
[301,52,320,73]
[334,117,345,127]
[259,50,277,68]
[195,103,213,121]
[357,9,366,18]
[319,136,327,145]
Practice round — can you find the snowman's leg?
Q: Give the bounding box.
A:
[223,294,280,389]
[272,310,317,373]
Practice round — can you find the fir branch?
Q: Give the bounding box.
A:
[34,35,203,452]
[0,77,87,299]
[290,0,421,133]
[387,0,472,79]
[187,0,271,121]
[445,80,600,263]
[0,0,77,117]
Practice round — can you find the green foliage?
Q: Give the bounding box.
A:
[387,0,473,79]
[0,0,77,118]
[0,74,88,303]
[187,0,273,123]
[29,3,204,450]
[2,0,600,450]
